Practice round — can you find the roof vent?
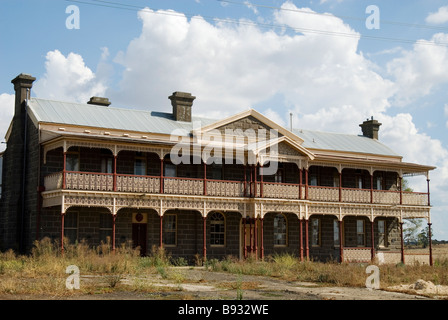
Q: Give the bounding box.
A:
[87,96,111,107]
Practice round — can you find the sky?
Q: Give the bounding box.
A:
[1,0,448,239]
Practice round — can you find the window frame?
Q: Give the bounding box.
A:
[99,212,113,245]
[333,219,344,247]
[64,211,79,245]
[66,150,80,172]
[273,213,288,247]
[209,212,226,247]
[377,219,387,248]
[163,214,177,247]
[356,219,366,247]
[311,218,321,247]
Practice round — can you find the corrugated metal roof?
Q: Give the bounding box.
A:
[29,98,399,157]
[293,128,399,157]
[28,98,216,136]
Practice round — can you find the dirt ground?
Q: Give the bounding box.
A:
[1,267,445,301]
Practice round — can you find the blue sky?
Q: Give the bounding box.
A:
[1,0,448,239]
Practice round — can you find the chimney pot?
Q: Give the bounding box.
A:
[87,96,111,107]
[360,117,382,140]
[169,91,196,122]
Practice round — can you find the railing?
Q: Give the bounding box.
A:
[65,171,113,191]
[43,171,429,206]
[207,180,245,197]
[341,188,371,203]
[308,186,339,202]
[343,247,372,263]
[116,174,160,193]
[263,182,299,199]
[164,177,203,196]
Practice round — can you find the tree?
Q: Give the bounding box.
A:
[404,218,423,245]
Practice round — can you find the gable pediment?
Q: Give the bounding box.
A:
[193,109,304,144]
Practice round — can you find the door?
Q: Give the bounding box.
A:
[132,223,147,256]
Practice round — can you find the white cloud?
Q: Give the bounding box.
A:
[111,3,393,123]
[0,93,15,152]
[426,6,448,24]
[387,33,448,106]
[33,50,107,104]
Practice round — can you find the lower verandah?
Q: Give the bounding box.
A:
[38,206,430,264]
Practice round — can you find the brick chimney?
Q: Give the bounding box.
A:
[11,73,36,117]
[87,96,111,107]
[360,117,382,140]
[169,91,196,122]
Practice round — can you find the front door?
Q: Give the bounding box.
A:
[132,223,147,256]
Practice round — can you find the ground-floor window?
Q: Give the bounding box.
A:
[356,219,365,246]
[163,214,177,246]
[64,211,78,244]
[273,214,287,246]
[210,212,225,246]
[378,220,386,247]
[333,220,344,247]
[311,218,321,246]
[99,213,113,244]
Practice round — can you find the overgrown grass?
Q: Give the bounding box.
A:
[208,253,448,289]
[1,239,448,297]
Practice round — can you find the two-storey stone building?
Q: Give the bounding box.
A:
[0,73,436,264]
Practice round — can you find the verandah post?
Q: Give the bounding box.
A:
[400,222,405,264]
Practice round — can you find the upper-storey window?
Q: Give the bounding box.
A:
[66,150,80,172]
[134,152,146,176]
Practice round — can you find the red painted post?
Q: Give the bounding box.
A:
[260,218,264,260]
[427,178,431,206]
[339,220,344,263]
[371,220,375,261]
[250,218,253,253]
[370,173,374,204]
[113,155,117,192]
[299,169,303,200]
[400,222,405,264]
[339,171,342,202]
[254,165,257,197]
[428,223,433,266]
[244,165,247,197]
[62,152,67,189]
[61,213,65,256]
[159,215,163,248]
[243,217,247,259]
[399,176,403,205]
[305,169,309,200]
[254,217,258,259]
[203,162,207,196]
[160,158,164,194]
[305,219,309,259]
[299,218,304,261]
[260,165,263,198]
[203,216,207,263]
[112,214,116,253]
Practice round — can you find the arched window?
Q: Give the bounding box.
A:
[274,214,287,246]
[210,212,225,246]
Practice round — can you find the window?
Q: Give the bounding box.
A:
[134,153,146,175]
[210,212,225,246]
[163,214,176,246]
[64,211,78,245]
[334,220,344,247]
[99,213,113,244]
[164,163,176,177]
[274,169,283,183]
[210,164,223,180]
[376,177,383,190]
[356,220,365,246]
[378,220,386,247]
[311,218,321,246]
[273,214,287,246]
[357,176,363,189]
[310,174,318,186]
[66,151,79,172]
[333,173,340,188]
[101,157,113,174]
